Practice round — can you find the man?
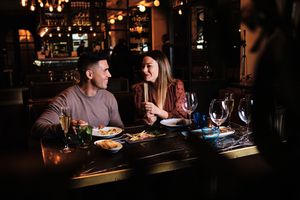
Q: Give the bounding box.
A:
[77,40,86,56]
[31,52,124,139]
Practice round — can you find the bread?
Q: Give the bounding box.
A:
[98,139,119,149]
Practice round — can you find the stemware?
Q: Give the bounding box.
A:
[238,97,253,134]
[59,106,72,153]
[208,99,229,142]
[182,92,198,125]
[224,93,235,128]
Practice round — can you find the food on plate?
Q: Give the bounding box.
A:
[98,127,122,135]
[127,130,156,141]
[219,126,233,133]
[96,139,121,150]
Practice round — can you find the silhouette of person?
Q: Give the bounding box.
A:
[77,40,86,56]
[241,0,300,199]
[110,38,132,81]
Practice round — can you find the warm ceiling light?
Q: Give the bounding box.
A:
[117,15,123,21]
[57,4,62,12]
[109,18,115,24]
[30,4,35,11]
[178,9,182,15]
[21,0,26,7]
[154,0,160,7]
[20,0,69,12]
[138,5,146,12]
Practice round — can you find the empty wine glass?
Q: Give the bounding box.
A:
[182,92,198,125]
[224,93,235,128]
[238,97,253,134]
[208,99,229,142]
[59,106,72,153]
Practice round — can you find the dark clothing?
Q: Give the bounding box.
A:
[77,45,86,56]
[110,43,131,79]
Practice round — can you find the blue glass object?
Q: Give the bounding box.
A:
[193,112,201,128]
[201,126,220,144]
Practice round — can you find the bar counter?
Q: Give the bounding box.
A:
[40,125,259,189]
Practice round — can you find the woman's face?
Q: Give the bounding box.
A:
[141,56,159,83]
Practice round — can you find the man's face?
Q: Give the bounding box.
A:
[91,60,112,89]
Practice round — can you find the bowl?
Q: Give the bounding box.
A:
[94,139,123,153]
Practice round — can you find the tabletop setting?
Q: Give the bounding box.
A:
[40,92,256,188]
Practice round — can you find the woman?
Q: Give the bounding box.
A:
[132,50,187,125]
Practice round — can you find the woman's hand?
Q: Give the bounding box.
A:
[143,102,168,119]
[143,112,157,125]
[144,102,160,115]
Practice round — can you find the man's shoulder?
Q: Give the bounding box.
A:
[98,89,115,98]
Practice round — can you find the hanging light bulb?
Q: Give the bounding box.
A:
[109,18,115,24]
[57,4,62,12]
[21,0,26,7]
[21,0,69,12]
[154,0,160,7]
[49,4,53,12]
[178,9,183,15]
[117,15,123,21]
[30,4,35,11]
[138,5,146,12]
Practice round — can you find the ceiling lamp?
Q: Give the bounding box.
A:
[153,0,160,7]
[138,5,146,12]
[21,0,70,12]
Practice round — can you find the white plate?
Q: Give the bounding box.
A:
[160,118,191,127]
[191,126,235,138]
[92,127,123,138]
[94,139,123,153]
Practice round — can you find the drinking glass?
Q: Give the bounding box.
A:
[238,97,253,134]
[208,99,229,142]
[182,92,198,125]
[59,106,72,153]
[224,93,235,128]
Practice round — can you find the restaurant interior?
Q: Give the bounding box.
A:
[0,0,299,199]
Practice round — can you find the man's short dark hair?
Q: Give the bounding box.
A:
[77,51,108,80]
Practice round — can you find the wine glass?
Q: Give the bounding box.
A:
[182,92,198,125]
[224,93,235,128]
[208,99,229,142]
[59,106,72,153]
[238,97,253,134]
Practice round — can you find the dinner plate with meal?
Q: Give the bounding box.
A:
[160,118,191,128]
[94,139,123,153]
[92,126,123,138]
[191,126,235,138]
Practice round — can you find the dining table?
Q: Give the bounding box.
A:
[40,123,259,189]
